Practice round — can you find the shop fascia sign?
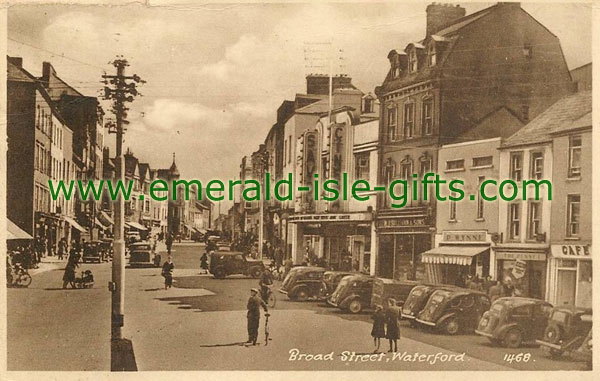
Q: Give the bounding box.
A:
[376,217,427,228]
[442,231,487,243]
[288,213,370,223]
[551,244,591,259]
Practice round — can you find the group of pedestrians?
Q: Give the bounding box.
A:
[370,302,400,353]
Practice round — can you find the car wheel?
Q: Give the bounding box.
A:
[348,299,362,314]
[544,325,561,344]
[250,267,262,279]
[503,328,523,348]
[443,317,460,335]
[213,267,226,279]
[295,288,309,302]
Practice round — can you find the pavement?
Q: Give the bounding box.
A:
[6,242,592,371]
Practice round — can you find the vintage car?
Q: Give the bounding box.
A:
[327,274,375,313]
[82,241,104,263]
[400,284,456,325]
[415,288,491,335]
[128,241,161,267]
[321,271,355,298]
[209,251,264,279]
[536,306,593,358]
[279,266,326,301]
[475,297,553,347]
[371,278,419,311]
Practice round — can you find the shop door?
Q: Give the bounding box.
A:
[556,270,577,306]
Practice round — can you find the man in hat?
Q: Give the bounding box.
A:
[247,288,268,345]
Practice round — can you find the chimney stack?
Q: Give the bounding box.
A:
[41,61,57,85]
[426,3,466,37]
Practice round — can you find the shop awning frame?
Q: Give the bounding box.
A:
[7,219,33,240]
[63,216,87,233]
[421,245,489,266]
[125,221,148,231]
[99,211,114,225]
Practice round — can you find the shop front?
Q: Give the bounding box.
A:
[423,230,492,286]
[493,245,547,300]
[375,212,433,281]
[548,244,592,308]
[288,212,373,271]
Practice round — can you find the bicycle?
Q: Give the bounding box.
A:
[10,263,32,288]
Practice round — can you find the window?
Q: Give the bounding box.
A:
[523,44,532,59]
[568,135,581,177]
[422,98,433,135]
[384,160,395,186]
[131,196,136,210]
[419,156,432,175]
[428,44,436,67]
[446,159,464,171]
[472,156,493,168]
[387,107,397,142]
[530,152,543,180]
[449,193,457,221]
[527,201,542,240]
[404,103,414,138]
[288,137,292,164]
[409,49,418,72]
[400,158,413,179]
[355,153,370,181]
[509,203,521,240]
[476,176,485,220]
[567,195,580,237]
[510,152,523,181]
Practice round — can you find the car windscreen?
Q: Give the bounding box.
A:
[551,310,569,323]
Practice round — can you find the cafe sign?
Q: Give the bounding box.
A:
[442,231,487,243]
[551,244,591,259]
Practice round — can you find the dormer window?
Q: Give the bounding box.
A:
[428,43,437,66]
[409,49,418,73]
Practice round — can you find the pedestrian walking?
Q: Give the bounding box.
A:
[371,305,386,353]
[200,252,209,274]
[162,256,174,289]
[385,300,400,352]
[57,238,67,260]
[62,260,78,289]
[246,288,268,345]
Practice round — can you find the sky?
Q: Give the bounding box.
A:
[7,1,592,210]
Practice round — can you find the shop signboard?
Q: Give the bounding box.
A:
[551,244,591,259]
[512,259,527,279]
[442,231,487,243]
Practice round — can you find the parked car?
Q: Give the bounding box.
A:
[321,271,355,298]
[475,297,553,347]
[416,288,490,335]
[82,241,104,263]
[126,231,141,243]
[216,241,232,251]
[400,284,455,326]
[327,274,374,313]
[536,306,593,358]
[209,251,264,279]
[128,241,161,267]
[371,278,419,311]
[279,266,326,301]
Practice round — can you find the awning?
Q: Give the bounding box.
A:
[95,218,108,230]
[421,245,489,266]
[125,221,148,231]
[64,216,87,233]
[7,220,33,240]
[185,224,195,232]
[99,211,114,225]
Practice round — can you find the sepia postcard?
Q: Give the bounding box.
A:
[0,1,597,380]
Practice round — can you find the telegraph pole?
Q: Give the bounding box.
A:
[102,57,144,370]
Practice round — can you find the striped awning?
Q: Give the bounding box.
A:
[421,245,488,266]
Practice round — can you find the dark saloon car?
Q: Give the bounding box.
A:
[536,306,593,358]
[327,274,374,314]
[401,284,456,325]
[279,266,326,301]
[371,278,419,311]
[209,251,264,279]
[128,242,161,267]
[475,297,553,347]
[416,288,491,335]
[322,271,355,298]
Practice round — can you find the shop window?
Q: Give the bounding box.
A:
[446,159,464,171]
[422,98,433,135]
[527,201,542,240]
[530,152,544,180]
[509,203,520,240]
[403,103,414,138]
[510,152,523,181]
[567,194,580,237]
[472,156,493,168]
[355,153,370,182]
[387,107,398,142]
[568,135,581,177]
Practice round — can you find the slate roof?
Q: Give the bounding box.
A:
[501,91,592,148]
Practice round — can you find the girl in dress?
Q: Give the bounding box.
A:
[386,299,400,352]
[371,305,386,353]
